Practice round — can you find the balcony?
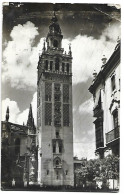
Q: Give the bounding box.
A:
[93,105,103,117]
[96,141,104,149]
[106,126,120,144]
[54,164,62,169]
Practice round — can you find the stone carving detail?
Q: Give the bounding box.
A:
[45,103,52,125]
[45,82,52,101]
[63,84,69,103]
[54,83,61,127]
[63,104,69,126]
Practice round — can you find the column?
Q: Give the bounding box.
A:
[59,59,62,73]
[48,60,50,71]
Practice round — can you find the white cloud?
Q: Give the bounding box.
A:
[62,22,120,84]
[79,97,93,114]
[2,98,20,123]
[2,21,120,89]
[16,92,37,125]
[74,140,96,160]
[71,23,120,84]
[2,21,40,90]
[2,92,37,125]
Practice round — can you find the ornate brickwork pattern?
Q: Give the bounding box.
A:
[63,104,69,126]
[45,103,52,125]
[45,82,52,101]
[63,84,69,103]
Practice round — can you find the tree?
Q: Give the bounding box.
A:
[74,154,119,189]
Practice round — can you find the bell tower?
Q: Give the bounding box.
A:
[46,12,63,49]
[37,12,74,186]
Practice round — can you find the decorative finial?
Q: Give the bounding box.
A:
[68,43,72,56]
[101,55,107,70]
[93,70,97,82]
[51,11,57,22]
[101,55,107,65]
[6,106,9,122]
[42,38,46,52]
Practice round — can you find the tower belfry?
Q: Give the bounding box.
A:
[37,12,74,186]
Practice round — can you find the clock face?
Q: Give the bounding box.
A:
[53,40,58,47]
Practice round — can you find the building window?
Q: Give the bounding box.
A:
[54,118,61,127]
[45,60,48,70]
[54,104,61,113]
[55,58,59,71]
[67,63,69,73]
[47,170,49,175]
[54,102,61,127]
[45,95,51,101]
[50,61,53,71]
[65,170,68,175]
[45,103,52,125]
[62,63,65,72]
[113,110,118,128]
[54,83,61,92]
[111,75,116,91]
[54,94,61,102]
[59,144,62,153]
[63,104,69,126]
[56,160,59,166]
[53,143,56,153]
[56,131,59,138]
[53,40,58,47]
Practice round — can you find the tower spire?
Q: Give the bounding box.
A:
[68,43,72,56]
[6,106,9,122]
[51,11,58,23]
[27,104,35,131]
[42,39,46,53]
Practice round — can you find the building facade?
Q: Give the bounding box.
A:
[37,13,74,186]
[1,105,37,187]
[89,41,120,159]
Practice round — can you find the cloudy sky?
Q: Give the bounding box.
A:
[1,2,121,160]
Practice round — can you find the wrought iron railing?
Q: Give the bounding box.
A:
[93,105,103,117]
[106,126,120,144]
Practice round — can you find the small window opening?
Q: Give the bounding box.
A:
[111,75,116,91]
[45,60,48,70]
[65,170,68,175]
[47,170,49,175]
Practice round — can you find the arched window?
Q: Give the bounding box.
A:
[55,58,59,71]
[53,143,56,153]
[59,144,62,153]
[50,61,53,71]
[54,157,61,166]
[62,63,65,72]
[111,75,116,91]
[53,40,58,47]
[67,63,69,73]
[15,138,20,156]
[56,160,59,165]
[45,60,48,70]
